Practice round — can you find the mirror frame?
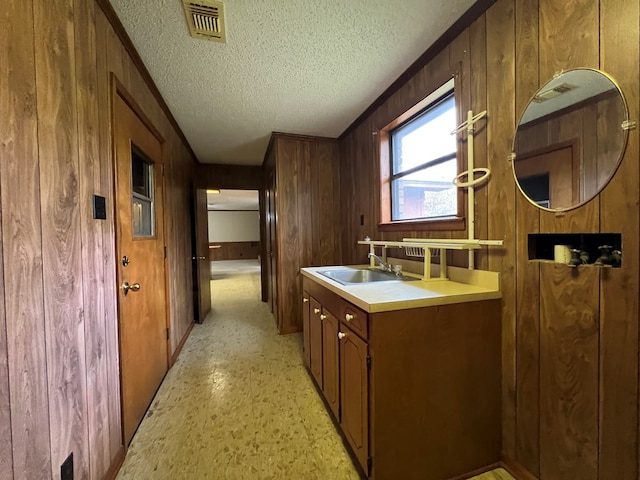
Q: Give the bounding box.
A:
[511,68,631,212]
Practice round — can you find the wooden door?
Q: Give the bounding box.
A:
[309,297,323,387]
[322,310,339,418]
[114,94,168,447]
[340,327,369,474]
[194,188,211,323]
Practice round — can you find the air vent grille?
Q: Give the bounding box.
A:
[532,83,576,103]
[182,0,226,43]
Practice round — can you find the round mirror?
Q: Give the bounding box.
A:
[512,68,630,211]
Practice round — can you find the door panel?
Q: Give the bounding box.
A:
[322,310,339,418]
[114,94,168,447]
[309,297,323,387]
[194,188,211,323]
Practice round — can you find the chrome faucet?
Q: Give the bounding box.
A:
[368,252,392,272]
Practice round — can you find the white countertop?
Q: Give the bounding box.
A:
[301,265,502,313]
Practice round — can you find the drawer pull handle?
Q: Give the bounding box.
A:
[320,314,327,320]
[345,313,354,322]
[303,297,309,303]
[313,308,321,314]
[338,332,347,340]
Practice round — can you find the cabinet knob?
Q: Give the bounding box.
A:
[320,314,327,320]
[338,331,346,340]
[345,313,354,322]
[303,297,309,303]
[313,308,321,314]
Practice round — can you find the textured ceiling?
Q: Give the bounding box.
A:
[109,0,477,165]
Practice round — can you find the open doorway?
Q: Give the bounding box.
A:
[207,189,262,280]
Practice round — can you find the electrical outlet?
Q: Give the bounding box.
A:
[61,452,73,480]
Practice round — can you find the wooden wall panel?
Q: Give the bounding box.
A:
[209,242,260,261]
[34,0,90,476]
[75,0,112,476]
[276,137,301,333]
[514,0,540,474]
[485,0,517,459]
[0,0,197,478]
[539,266,599,480]
[0,1,50,478]
[598,0,640,478]
[469,14,489,271]
[538,0,599,233]
[95,7,123,461]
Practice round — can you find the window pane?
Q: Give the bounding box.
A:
[391,158,457,220]
[132,197,153,236]
[392,95,456,175]
[131,147,155,237]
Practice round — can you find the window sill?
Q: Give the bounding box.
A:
[378,216,466,232]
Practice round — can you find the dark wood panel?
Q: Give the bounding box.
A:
[598,0,640,477]
[276,137,302,333]
[209,242,260,261]
[298,141,313,268]
[74,0,111,476]
[469,14,489,271]
[539,264,599,480]
[0,1,48,477]
[194,164,264,190]
[95,7,124,461]
[322,310,339,418]
[0,233,9,478]
[514,0,540,475]
[34,0,89,476]
[485,0,517,459]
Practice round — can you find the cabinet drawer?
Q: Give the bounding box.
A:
[340,301,368,340]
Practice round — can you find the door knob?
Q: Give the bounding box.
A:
[303,297,309,303]
[313,308,321,314]
[320,314,327,320]
[122,282,141,295]
[345,313,354,322]
[338,332,346,340]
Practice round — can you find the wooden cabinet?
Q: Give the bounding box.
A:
[263,133,341,334]
[340,325,369,472]
[303,276,502,480]
[302,295,311,369]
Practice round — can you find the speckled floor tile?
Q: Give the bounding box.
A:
[116,271,360,480]
[115,270,514,480]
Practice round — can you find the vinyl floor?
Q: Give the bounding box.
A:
[116,270,515,480]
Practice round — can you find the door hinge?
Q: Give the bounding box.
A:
[366,356,371,368]
[166,328,170,341]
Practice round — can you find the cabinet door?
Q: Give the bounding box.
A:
[322,310,340,418]
[309,297,323,387]
[302,294,311,368]
[340,327,369,474]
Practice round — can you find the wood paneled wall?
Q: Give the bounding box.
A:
[339,0,640,478]
[209,242,260,261]
[0,0,197,478]
[264,134,342,334]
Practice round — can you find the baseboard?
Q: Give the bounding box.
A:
[102,445,125,480]
[500,455,538,480]
[170,321,195,367]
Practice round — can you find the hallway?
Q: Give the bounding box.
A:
[116,270,514,480]
[116,270,359,479]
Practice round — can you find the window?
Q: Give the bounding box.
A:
[379,78,463,230]
[131,147,155,237]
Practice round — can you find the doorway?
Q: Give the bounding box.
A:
[113,90,169,447]
[206,189,262,281]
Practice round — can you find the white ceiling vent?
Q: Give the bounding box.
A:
[182,0,226,43]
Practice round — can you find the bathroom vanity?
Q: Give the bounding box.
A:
[301,265,503,480]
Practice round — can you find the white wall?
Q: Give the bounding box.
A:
[208,210,260,242]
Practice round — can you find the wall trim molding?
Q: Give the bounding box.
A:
[339,0,497,139]
[103,446,125,480]
[500,456,538,480]
[170,321,195,367]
